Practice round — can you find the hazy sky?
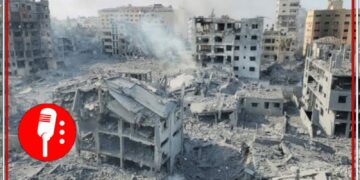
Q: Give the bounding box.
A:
[49,0,352,21]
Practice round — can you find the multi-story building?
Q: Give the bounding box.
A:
[98,4,174,56]
[55,77,183,173]
[55,37,75,57]
[9,0,57,76]
[190,15,263,79]
[262,27,297,63]
[300,37,352,137]
[276,0,301,32]
[236,86,284,116]
[302,0,357,54]
[272,0,303,62]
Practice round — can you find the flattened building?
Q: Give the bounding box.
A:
[301,37,352,137]
[189,15,264,79]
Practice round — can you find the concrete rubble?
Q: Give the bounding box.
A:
[6,1,353,180]
[7,56,352,179]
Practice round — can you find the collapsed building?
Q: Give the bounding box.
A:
[300,37,352,137]
[236,86,284,117]
[187,83,284,125]
[189,15,264,79]
[8,0,60,76]
[54,77,183,173]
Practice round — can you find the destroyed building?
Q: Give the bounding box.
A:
[262,27,297,63]
[55,37,75,57]
[98,4,174,56]
[189,15,264,79]
[300,37,352,137]
[276,0,301,32]
[8,0,59,76]
[274,0,304,60]
[236,86,284,116]
[54,77,183,173]
[189,95,238,124]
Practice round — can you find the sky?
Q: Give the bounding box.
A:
[49,0,352,21]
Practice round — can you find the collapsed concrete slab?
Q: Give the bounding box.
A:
[54,77,183,174]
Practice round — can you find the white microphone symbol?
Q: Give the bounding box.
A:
[37,108,57,158]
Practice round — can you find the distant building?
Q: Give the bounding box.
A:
[55,37,75,57]
[189,15,264,79]
[262,27,297,63]
[302,0,356,55]
[328,0,344,10]
[276,0,301,32]
[300,37,352,137]
[98,4,175,56]
[274,0,304,61]
[8,0,58,76]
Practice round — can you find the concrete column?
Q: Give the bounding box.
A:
[154,122,162,172]
[95,124,101,164]
[119,119,124,168]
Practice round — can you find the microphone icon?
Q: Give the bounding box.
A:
[37,108,57,157]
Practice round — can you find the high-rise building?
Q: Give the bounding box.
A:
[300,37,352,137]
[189,16,264,79]
[98,4,174,56]
[276,0,301,32]
[302,0,356,55]
[8,0,56,76]
[268,0,303,63]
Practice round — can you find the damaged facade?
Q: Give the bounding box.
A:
[261,27,297,63]
[55,37,75,57]
[9,0,58,76]
[301,37,352,137]
[189,15,264,79]
[188,84,284,125]
[271,0,303,62]
[54,77,183,173]
[236,86,284,116]
[98,4,174,57]
[276,0,300,32]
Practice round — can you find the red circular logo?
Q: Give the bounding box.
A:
[18,104,76,161]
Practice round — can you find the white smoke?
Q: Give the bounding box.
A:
[114,15,196,70]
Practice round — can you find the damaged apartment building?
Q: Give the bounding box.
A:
[300,37,353,137]
[261,0,304,63]
[9,0,59,76]
[54,77,183,173]
[261,27,297,63]
[188,84,284,125]
[189,15,264,79]
[99,4,174,57]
